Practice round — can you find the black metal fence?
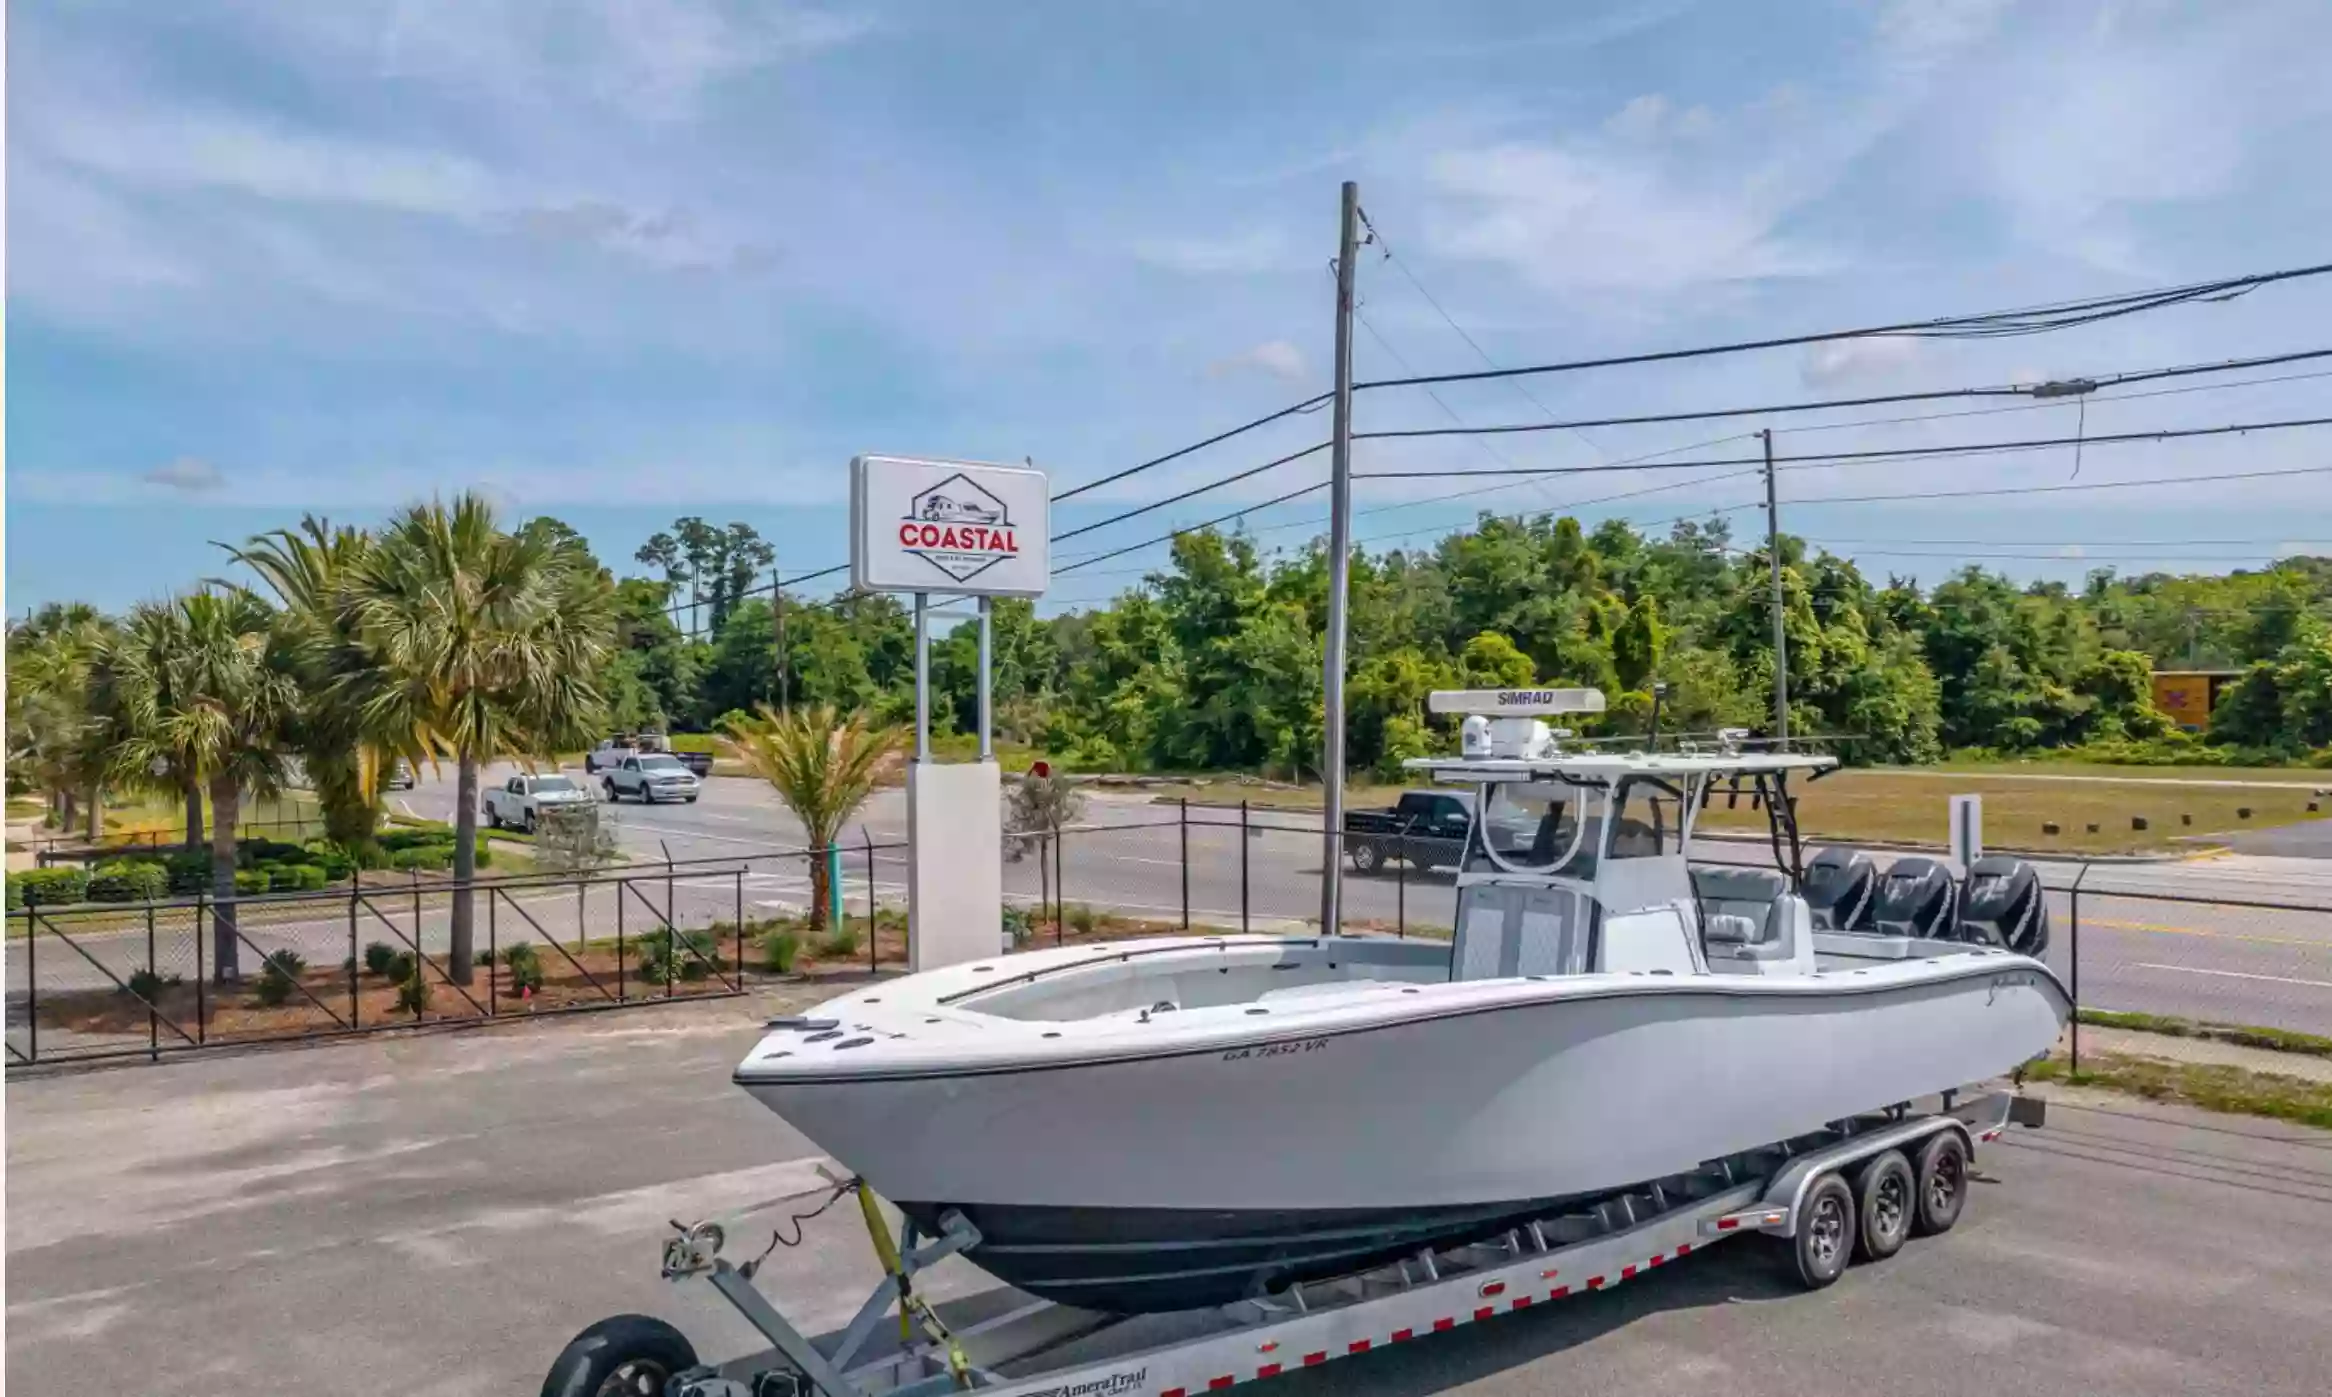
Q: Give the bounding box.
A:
[11,798,2329,1070]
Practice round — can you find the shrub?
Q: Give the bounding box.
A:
[164,852,211,895]
[254,950,305,1007]
[125,966,182,1002]
[377,828,439,853]
[1001,905,1032,947]
[305,844,358,882]
[279,864,329,892]
[638,928,724,986]
[8,867,90,909]
[385,949,417,984]
[164,853,212,895]
[502,942,545,995]
[389,843,453,872]
[233,869,272,895]
[817,925,861,960]
[363,941,399,977]
[395,968,432,1014]
[1067,904,1100,936]
[238,837,308,869]
[86,861,168,903]
[761,928,802,974]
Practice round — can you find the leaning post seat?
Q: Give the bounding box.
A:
[1801,847,1877,931]
[1870,857,1958,937]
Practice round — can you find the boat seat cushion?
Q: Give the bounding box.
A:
[1691,867,1787,947]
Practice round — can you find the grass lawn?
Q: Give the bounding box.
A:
[2026,1052,2332,1131]
[1135,765,2328,855]
[1928,757,2328,785]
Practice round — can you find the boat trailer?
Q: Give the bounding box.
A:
[543,1091,2042,1397]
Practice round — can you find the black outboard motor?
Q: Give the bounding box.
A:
[1802,847,1877,931]
[1958,855,2050,957]
[1871,856,1958,937]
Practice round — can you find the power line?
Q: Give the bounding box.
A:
[1354,206,1605,462]
[1678,461,2332,516]
[1049,392,1331,503]
[1348,259,2332,392]
[1352,414,2332,479]
[1052,440,1329,544]
[1051,479,1331,576]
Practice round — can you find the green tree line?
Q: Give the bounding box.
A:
[595,510,2332,775]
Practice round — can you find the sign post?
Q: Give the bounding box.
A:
[1949,794,1983,869]
[851,455,1049,972]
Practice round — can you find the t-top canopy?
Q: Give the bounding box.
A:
[1427,688,1607,717]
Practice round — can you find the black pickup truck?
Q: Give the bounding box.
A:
[1342,791,1476,874]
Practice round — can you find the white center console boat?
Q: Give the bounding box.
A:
[731,690,2070,1317]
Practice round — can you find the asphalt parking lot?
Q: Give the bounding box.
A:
[9,990,2332,1397]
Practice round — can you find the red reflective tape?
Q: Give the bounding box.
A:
[1648,1253,1665,1266]
[1552,1285,1571,1299]
[1302,1352,1327,1367]
[1588,1276,1606,1289]
[1208,1378,1234,1392]
[1678,1242,1694,1255]
[1432,1318,1455,1333]
[1622,1265,1638,1280]
[1256,1365,1281,1380]
[1348,1340,1372,1355]
[1474,1307,1494,1321]
[1391,1329,1414,1343]
[1162,1389,1185,1397]
[1512,1295,1533,1310]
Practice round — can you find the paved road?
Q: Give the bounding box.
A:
[8,992,2332,1397]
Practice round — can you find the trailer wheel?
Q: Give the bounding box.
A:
[1791,1173,1856,1289]
[1852,1150,1914,1262]
[540,1314,698,1397]
[1351,842,1382,874]
[1912,1131,1970,1236]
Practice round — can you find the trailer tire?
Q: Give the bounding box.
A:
[1851,1150,1914,1262]
[540,1314,698,1397]
[1912,1131,1970,1236]
[1791,1173,1856,1289]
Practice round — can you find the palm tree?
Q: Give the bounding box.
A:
[92,601,209,847]
[720,704,905,932]
[227,517,395,853]
[102,591,297,979]
[7,604,112,837]
[339,495,613,984]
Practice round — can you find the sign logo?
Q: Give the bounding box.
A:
[897,473,1021,583]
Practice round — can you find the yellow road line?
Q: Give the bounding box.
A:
[2087,916,2331,951]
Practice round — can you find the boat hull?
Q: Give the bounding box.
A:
[741,961,2066,1312]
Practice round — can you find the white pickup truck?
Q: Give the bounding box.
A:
[481,772,595,831]
[600,753,702,805]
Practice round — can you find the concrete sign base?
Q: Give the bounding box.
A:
[908,759,1003,972]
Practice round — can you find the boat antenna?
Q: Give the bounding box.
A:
[1645,682,1669,751]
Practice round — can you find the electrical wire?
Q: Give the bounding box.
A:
[1350,260,2332,391]
[1353,414,2332,479]
[1348,348,2332,443]
[1049,392,1332,503]
[1355,205,1606,461]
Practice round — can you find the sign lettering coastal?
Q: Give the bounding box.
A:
[851,455,1050,597]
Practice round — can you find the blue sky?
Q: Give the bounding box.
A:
[9,0,2332,620]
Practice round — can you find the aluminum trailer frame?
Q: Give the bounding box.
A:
[557,1091,2036,1397]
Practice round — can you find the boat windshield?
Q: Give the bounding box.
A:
[1471,781,1600,879]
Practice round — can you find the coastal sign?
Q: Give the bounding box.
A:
[850,455,1050,597]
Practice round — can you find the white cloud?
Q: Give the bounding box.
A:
[142,458,228,493]
[1133,228,1291,276]
[1801,336,1925,388]
[1209,339,1309,383]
